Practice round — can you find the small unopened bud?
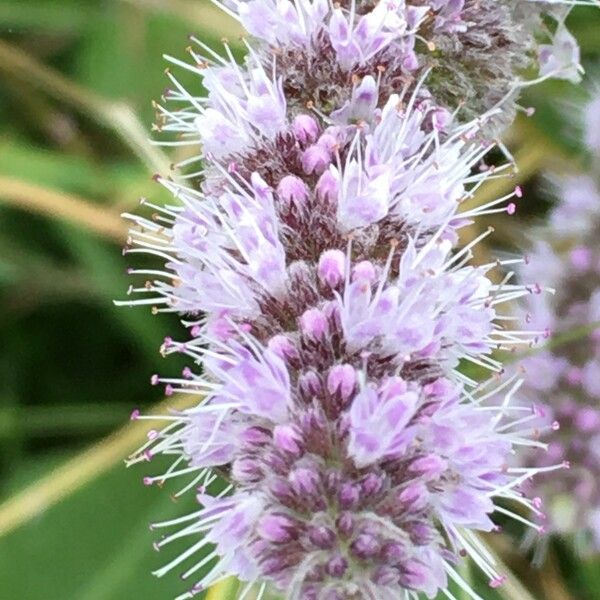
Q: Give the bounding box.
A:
[360,472,383,496]
[373,566,400,586]
[268,334,299,361]
[289,467,320,497]
[398,482,428,510]
[400,560,431,589]
[292,114,319,144]
[257,514,298,543]
[231,457,262,483]
[240,426,271,447]
[298,370,322,399]
[273,424,304,456]
[350,534,379,559]
[338,483,360,509]
[316,133,338,153]
[352,260,376,283]
[336,512,354,536]
[277,175,309,207]
[300,308,329,339]
[382,542,404,562]
[575,407,600,432]
[315,169,338,203]
[402,51,419,71]
[409,522,435,545]
[302,144,331,175]
[308,525,336,549]
[318,249,346,287]
[432,108,451,131]
[326,555,348,578]
[327,364,357,400]
[569,246,592,271]
[409,454,447,478]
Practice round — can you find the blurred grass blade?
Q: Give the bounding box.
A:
[538,549,576,600]
[476,535,537,600]
[0,403,135,440]
[120,0,243,37]
[0,176,126,242]
[0,451,200,599]
[0,39,170,174]
[0,1,89,32]
[0,395,191,538]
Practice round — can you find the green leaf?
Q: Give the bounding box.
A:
[0,457,208,599]
[0,0,92,33]
[53,222,174,364]
[0,139,110,199]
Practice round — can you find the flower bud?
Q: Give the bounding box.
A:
[318,250,346,289]
[308,525,336,549]
[326,555,348,578]
[273,424,304,456]
[408,454,447,479]
[327,364,357,401]
[268,334,299,362]
[292,114,319,144]
[335,512,354,537]
[315,170,338,203]
[338,483,359,509]
[231,457,262,483]
[302,144,331,175]
[298,370,322,399]
[352,260,376,283]
[300,308,329,340]
[257,514,299,543]
[350,534,379,559]
[289,467,320,497]
[277,175,309,207]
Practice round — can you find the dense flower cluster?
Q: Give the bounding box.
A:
[225,0,584,126]
[119,1,595,598]
[519,90,600,554]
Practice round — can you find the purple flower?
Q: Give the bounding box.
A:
[518,89,600,553]
[538,25,582,84]
[584,93,600,153]
[118,0,593,597]
[225,0,586,124]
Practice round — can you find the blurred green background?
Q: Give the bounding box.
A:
[0,2,599,599]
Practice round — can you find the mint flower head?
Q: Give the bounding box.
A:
[518,89,600,554]
[119,1,592,598]
[229,0,587,126]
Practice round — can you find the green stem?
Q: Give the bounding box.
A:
[0,403,136,440]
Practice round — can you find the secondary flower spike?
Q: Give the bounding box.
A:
[519,89,600,554]
[118,1,594,598]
